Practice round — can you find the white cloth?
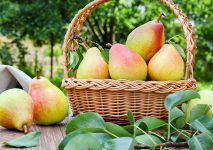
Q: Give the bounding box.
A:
[0,65,32,93]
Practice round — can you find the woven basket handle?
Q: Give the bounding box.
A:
[63,0,195,79]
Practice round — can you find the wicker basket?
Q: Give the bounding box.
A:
[62,0,196,124]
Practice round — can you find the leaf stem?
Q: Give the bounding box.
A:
[170,125,190,139]
[167,111,171,140]
[167,34,184,43]
[134,141,188,149]
[103,129,119,138]
[149,131,166,141]
[134,125,157,145]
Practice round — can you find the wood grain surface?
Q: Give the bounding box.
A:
[0,118,70,150]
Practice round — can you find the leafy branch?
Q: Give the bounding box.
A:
[58,90,213,150]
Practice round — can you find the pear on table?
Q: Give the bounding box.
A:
[76,47,110,79]
[109,43,147,80]
[148,44,185,81]
[28,71,69,125]
[0,89,33,133]
[126,11,165,62]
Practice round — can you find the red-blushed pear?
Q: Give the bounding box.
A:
[126,12,165,62]
[28,72,69,125]
[0,89,33,133]
[148,44,185,81]
[109,43,147,80]
[76,47,110,79]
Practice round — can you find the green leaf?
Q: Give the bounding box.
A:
[127,110,135,125]
[190,116,213,134]
[90,133,112,144]
[69,47,84,70]
[170,107,184,122]
[64,133,102,150]
[105,122,132,137]
[171,43,186,60]
[136,117,167,131]
[100,48,109,64]
[170,107,186,129]
[135,134,162,146]
[188,133,213,150]
[165,90,200,110]
[171,135,179,142]
[172,116,186,129]
[103,137,133,150]
[58,130,86,150]
[75,47,84,69]
[190,104,210,123]
[66,112,105,134]
[70,51,79,70]
[3,132,41,148]
[182,103,187,113]
[123,125,134,134]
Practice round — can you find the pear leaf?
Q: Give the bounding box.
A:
[100,48,109,64]
[64,133,102,150]
[170,107,184,122]
[3,132,41,148]
[66,112,105,134]
[136,134,162,146]
[69,47,84,70]
[165,90,200,110]
[190,104,210,123]
[105,122,132,137]
[90,133,112,144]
[188,133,213,150]
[190,116,213,134]
[103,137,134,150]
[58,130,86,150]
[136,117,167,131]
[171,43,186,60]
[127,110,135,125]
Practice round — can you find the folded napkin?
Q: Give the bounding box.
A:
[0,65,32,94]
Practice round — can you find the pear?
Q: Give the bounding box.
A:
[126,12,165,62]
[0,89,33,133]
[109,43,147,80]
[186,90,213,123]
[148,44,185,81]
[76,47,110,79]
[28,72,69,125]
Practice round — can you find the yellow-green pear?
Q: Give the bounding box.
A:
[148,44,185,81]
[186,90,213,122]
[0,89,33,133]
[76,47,110,79]
[28,73,69,125]
[126,12,165,62]
[109,43,147,80]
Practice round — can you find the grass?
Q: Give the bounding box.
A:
[197,82,213,91]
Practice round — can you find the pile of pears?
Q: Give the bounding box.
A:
[77,12,184,81]
[0,72,68,133]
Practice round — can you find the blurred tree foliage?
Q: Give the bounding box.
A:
[0,0,212,81]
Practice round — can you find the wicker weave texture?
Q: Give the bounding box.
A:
[62,0,196,124]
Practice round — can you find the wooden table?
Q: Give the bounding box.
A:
[0,119,69,150]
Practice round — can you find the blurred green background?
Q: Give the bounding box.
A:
[0,0,212,90]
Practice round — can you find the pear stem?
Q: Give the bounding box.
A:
[36,70,40,79]
[23,125,29,134]
[106,43,113,48]
[157,11,165,23]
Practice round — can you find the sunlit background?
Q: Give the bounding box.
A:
[0,0,212,89]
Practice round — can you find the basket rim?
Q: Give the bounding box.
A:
[62,78,196,93]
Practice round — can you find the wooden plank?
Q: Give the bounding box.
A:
[0,124,66,150]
